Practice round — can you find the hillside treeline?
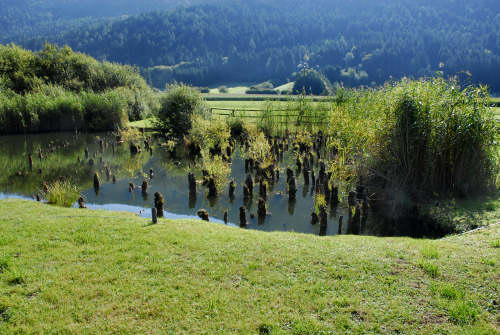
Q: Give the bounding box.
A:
[12,0,500,91]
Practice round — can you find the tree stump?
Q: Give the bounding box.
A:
[154,192,165,218]
[197,209,210,221]
[78,197,87,209]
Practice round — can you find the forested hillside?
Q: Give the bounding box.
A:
[0,0,215,43]
[4,0,500,91]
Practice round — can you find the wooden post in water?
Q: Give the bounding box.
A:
[152,208,158,224]
[188,173,196,193]
[239,206,247,227]
[154,192,165,218]
[311,212,319,225]
[258,198,267,218]
[93,173,100,190]
[288,176,297,201]
[207,177,217,198]
[229,181,235,200]
[319,205,328,236]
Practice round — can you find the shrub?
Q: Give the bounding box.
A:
[42,180,80,207]
[157,84,207,138]
[190,115,230,154]
[198,87,210,93]
[218,85,228,93]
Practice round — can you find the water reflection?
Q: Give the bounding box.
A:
[0,132,357,236]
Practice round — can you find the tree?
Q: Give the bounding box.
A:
[292,69,330,95]
[156,84,207,137]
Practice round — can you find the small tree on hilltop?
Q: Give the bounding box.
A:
[156,84,207,138]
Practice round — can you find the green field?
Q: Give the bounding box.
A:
[0,199,498,334]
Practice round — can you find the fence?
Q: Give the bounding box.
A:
[210,107,330,124]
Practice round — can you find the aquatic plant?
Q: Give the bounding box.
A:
[42,179,80,207]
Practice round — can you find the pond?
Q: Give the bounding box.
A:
[0,131,373,236]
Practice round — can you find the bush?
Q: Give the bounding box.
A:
[0,44,155,134]
[190,115,230,154]
[198,87,210,93]
[157,84,207,138]
[218,85,228,93]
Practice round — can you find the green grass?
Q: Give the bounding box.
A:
[0,199,499,334]
[127,117,157,129]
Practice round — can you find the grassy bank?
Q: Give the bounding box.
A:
[0,199,498,334]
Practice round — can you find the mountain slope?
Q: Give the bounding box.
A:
[11,0,500,90]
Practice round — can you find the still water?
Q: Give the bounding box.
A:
[0,132,355,236]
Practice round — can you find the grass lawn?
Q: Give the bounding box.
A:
[0,199,498,334]
[127,117,157,129]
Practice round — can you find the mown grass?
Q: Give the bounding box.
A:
[127,117,157,129]
[0,199,498,334]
